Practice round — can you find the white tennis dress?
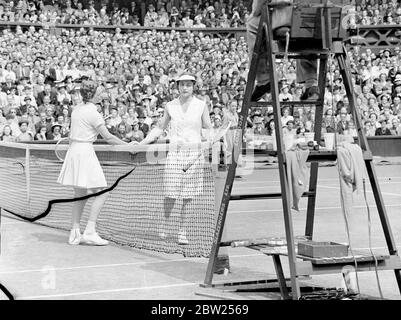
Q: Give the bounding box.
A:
[57,102,107,189]
[164,96,207,199]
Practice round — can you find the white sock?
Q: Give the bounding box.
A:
[85,221,96,234]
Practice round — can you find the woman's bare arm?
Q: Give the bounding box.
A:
[97,124,128,145]
[138,109,171,145]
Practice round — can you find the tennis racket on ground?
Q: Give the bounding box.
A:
[54,137,70,162]
[182,121,232,172]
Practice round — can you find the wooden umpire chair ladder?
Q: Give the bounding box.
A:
[200,0,401,300]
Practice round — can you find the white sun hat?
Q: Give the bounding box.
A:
[176,73,196,82]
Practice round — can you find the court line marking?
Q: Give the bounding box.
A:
[1,221,28,226]
[234,181,401,191]
[0,253,264,275]
[6,248,395,300]
[318,185,401,198]
[229,203,401,214]
[235,177,401,185]
[18,282,199,300]
[0,246,394,276]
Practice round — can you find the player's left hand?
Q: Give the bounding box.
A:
[129,141,139,154]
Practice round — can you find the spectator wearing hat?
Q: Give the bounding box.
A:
[136,74,150,92]
[144,4,158,27]
[19,95,34,116]
[279,84,293,102]
[16,119,34,142]
[6,86,22,109]
[56,83,71,105]
[34,124,48,141]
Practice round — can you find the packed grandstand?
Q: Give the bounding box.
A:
[0,0,400,145]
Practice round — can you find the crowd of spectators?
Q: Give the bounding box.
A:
[0,1,401,150]
[1,1,401,30]
[245,44,401,150]
[355,0,401,26]
[0,0,252,28]
[0,25,251,144]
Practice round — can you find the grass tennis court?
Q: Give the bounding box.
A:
[1,162,401,300]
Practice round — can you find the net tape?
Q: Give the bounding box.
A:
[0,142,217,257]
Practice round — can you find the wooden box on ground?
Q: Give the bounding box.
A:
[298,241,349,258]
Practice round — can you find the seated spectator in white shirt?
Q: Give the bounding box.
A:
[281,107,294,127]
[16,119,34,142]
[108,108,121,127]
[279,84,293,102]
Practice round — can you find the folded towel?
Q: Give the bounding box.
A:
[285,147,310,211]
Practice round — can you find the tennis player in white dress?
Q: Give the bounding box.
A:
[136,73,212,245]
[57,80,129,246]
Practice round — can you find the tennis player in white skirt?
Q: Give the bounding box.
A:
[57,80,129,246]
[135,73,212,245]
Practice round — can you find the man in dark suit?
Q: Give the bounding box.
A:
[36,83,58,106]
[375,119,392,136]
[34,111,53,135]
[137,112,149,137]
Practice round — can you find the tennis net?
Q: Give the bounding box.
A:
[0,141,220,257]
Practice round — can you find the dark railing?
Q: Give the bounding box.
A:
[346,25,401,52]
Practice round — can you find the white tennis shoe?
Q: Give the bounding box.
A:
[178,230,189,245]
[82,231,109,246]
[68,229,81,245]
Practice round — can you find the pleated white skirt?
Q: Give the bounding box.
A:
[57,141,107,189]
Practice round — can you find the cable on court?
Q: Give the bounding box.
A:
[3,166,136,223]
[0,282,14,300]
